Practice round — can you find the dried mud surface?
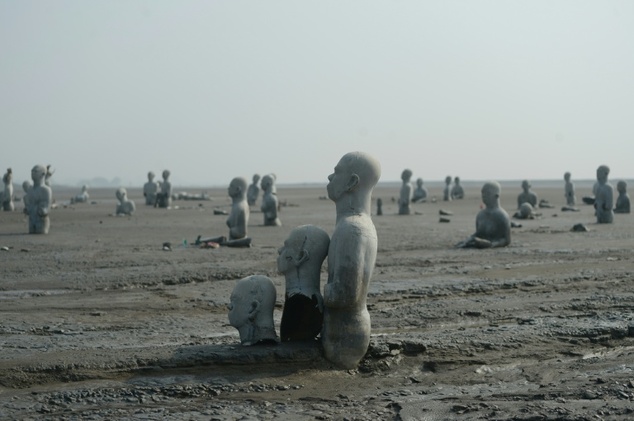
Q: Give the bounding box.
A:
[1,184,633,420]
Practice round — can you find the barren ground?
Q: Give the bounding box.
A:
[1,183,633,420]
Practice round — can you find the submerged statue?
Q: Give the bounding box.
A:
[451,176,464,199]
[443,176,452,201]
[228,275,278,346]
[614,180,630,214]
[196,177,252,247]
[514,202,536,220]
[279,225,330,342]
[247,174,260,206]
[594,165,614,223]
[412,178,428,203]
[71,185,89,204]
[564,172,576,206]
[322,151,381,369]
[398,169,412,215]
[26,165,52,234]
[2,168,14,211]
[517,180,538,208]
[260,174,281,226]
[115,187,136,216]
[156,170,172,208]
[456,181,510,248]
[143,171,160,206]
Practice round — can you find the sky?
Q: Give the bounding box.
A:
[1,1,633,187]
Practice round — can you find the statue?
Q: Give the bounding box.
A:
[228,275,278,346]
[443,176,452,201]
[156,170,172,208]
[115,187,136,216]
[25,165,52,234]
[412,178,428,203]
[278,225,330,342]
[513,202,536,219]
[247,174,260,206]
[45,164,54,187]
[143,171,159,206]
[376,198,383,216]
[322,151,381,369]
[260,174,281,226]
[22,180,32,211]
[456,181,511,249]
[594,165,614,223]
[564,172,576,206]
[614,180,630,214]
[196,177,252,247]
[517,180,538,208]
[451,176,464,199]
[2,168,14,211]
[71,185,89,204]
[398,169,412,215]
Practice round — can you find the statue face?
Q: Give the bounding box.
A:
[596,167,609,183]
[327,159,352,201]
[228,180,241,198]
[228,285,255,329]
[481,183,500,207]
[31,165,46,183]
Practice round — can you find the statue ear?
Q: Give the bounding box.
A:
[346,174,360,191]
[295,249,310,267]
[248,300,260,321]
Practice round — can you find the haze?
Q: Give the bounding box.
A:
[2,1,633,187]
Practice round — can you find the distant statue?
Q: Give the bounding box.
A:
[143,171,160,206]
[260,174,281,226]
[451,176,464,199]
[322,151,381,369]
[278,225,330,342]
[71,185,89,204]
[517,180,538,208]
[247,174,261,206]
[443,176,452,201]
[228,275,278,346]
[398,169,412,215]
[412,178,428,203]
[456,181,510,249]
[45,164,54,187]
[614,180,630,214]
[22,180,32,211]
[594,165,614,223]
[376,198,383,216]
[514,202,536,220]
[26,165,52,234]
[156,170,172,208]
[564,172,576,206]
[196,177,252,247]
[115,187,136,216]
[2,168,14,211]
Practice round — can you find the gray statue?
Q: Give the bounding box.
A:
[156,170,172,208]
[517,180,538,208]
[196,177,252,247]
[614,180,630,214]
[443,175,452,201]
[451,176,464,199]
[398,169,412,215]
[412,178,428,203]
[21,180,32,211]
[564,172,576,206]
[2,168,14,211]
[456,181,511,248]
[45,164,54,187]
[376,197,383,216]
[322,151,381,369]
[115,187,136,216]
[594,165,614,223]
[279,225,330,342]
[260,174,281,226]
[25,165,52,234]
[71,185,89,204]
[228,275,278,346]
[143,171,159,206]
[247,174,260,206]
[514,202,536,220]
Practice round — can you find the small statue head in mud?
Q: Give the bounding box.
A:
[398,169,413,215]
[228,275,278,346]
[247,173,261,206]
[278,225,330,342]
[412,178,428,202]
[614,180,630,214]
[456,181,510,249]
[26,164,52,234]
[115,187,136,216]
[594,165,614,223]
[260,174,281,226]
[514,202,535,220]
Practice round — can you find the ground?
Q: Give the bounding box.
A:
[1,183,632,420]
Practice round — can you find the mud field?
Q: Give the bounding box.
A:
[1,183,633,420]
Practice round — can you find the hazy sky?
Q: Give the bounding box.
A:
[2,1,633,187]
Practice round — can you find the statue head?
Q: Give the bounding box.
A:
[147,171,155,181]
[518,202,534,218]
[617,180,627,193]
[401,169,412,182]
[228,275,277,345]
[445,176,452,185]
[252,174,261,184]
[521,180,531,191]
[564,172,571,182]
[596,165,610,183]
[31,165,47,185]
[22,180,32,193]
[454,176,460,184]
[162,170,170,181]
[481,181,501,208]
[81,185,88,193]
[228,176,247,199]
[416,178,423,187]
[261,174,274,192]
[115,187,127,202]
[277,225,329,275]
[326,151,381,202]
